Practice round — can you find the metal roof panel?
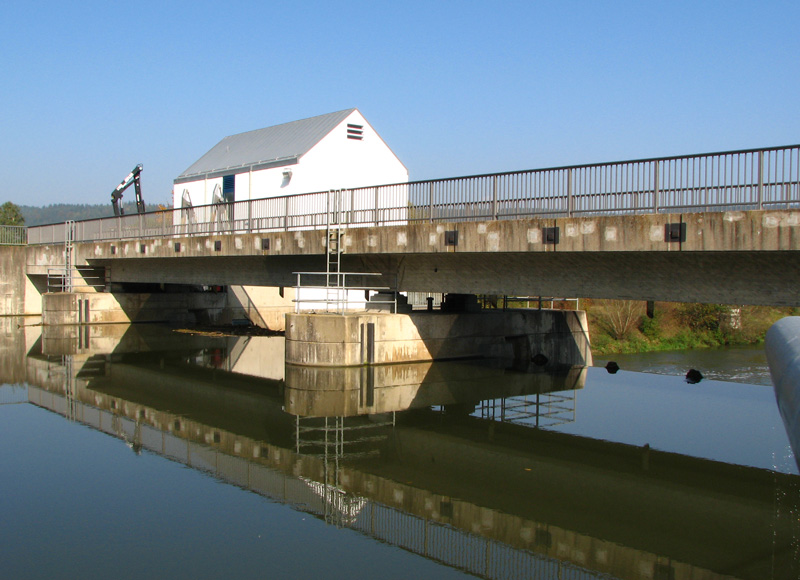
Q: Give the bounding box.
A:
[176,108,356,180]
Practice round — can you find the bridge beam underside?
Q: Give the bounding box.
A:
[90,250,800,307]
[384,251,800,306]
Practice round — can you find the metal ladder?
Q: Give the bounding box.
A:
[63,220,75,292]
[326,190,344,311]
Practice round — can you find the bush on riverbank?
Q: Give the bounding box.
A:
[584,300,798,355]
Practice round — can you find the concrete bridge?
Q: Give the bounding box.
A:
[17,143,800,304]
[4,144,800,366]
[23,208,800,305]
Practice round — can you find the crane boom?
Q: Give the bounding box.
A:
[110,164,145,216]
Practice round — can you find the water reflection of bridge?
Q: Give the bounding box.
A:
[15,332,799,580]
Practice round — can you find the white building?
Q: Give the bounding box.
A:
[172,109,408,321]
[173,108,408,222]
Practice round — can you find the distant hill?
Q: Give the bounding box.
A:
[20,202,169,226]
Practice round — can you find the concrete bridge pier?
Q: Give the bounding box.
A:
[40,290,234,326]
[285,307,592,368]
[37,279,294,330]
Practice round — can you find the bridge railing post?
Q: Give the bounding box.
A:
[757,150,764,210]
[653,161,660,213]
[567,169,573,217]
[374,187,379,226]
[492,175,498,220]
[429,182,434,223]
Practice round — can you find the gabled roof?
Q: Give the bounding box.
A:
[175,108,357,182]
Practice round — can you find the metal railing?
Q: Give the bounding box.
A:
[293,272,397,314]
[46,267,106,293]
[26,144,800,245]
[480,296,579,310]
[0,225,27,245]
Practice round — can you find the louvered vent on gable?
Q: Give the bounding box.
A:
[346,123,364,140]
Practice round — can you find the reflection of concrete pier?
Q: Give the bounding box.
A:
[285,360,585,418]
[21,351,800,580]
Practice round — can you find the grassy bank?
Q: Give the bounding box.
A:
[582,301,798,356]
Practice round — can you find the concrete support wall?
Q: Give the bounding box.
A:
[41,292,230,326]
[228,285,294,331]
[285,309,591,367]
[0,246,27,316]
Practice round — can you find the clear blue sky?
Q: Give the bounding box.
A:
[2,0,799,207]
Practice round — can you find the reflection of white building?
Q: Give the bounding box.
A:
[173,108,408,220]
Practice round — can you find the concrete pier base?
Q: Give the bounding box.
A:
[285,309,592,367]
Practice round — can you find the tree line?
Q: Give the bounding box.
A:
[0,201,158,226]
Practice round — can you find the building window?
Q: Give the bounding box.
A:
[222,174,235,202]
[347,124,363,140]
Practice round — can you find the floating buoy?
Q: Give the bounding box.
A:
[605,361,620,374]
[685,369,703,384]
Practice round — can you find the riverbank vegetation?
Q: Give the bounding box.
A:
[583,300,797,355]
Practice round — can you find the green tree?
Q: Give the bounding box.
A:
[0,202,25,226]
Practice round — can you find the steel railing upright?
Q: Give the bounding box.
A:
[0,225,27,245]
[24,144,800,245]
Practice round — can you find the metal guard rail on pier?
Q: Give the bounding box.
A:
[0,225,28,245]
[293,272,397,314]
[26,144,800,245]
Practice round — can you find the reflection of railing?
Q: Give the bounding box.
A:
[26,144,800,245]
[476,391,576,429]
[294,414,393,527]
[294,415,394,460]
[23,384,728,580]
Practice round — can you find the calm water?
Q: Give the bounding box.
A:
[593,345,773,386]
[1,321,798,579]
